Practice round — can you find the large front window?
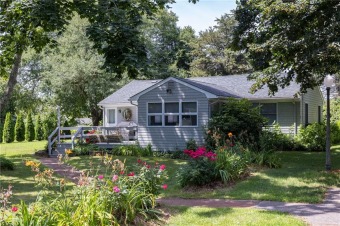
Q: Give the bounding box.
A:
[260,103,277,124]
[148,102,197,127]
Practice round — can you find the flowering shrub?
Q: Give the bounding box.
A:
[177,147,219,187]
[1,155,168,225]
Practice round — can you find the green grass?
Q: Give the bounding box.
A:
[0,141,69,203]
[66,149,340,203]
[165,206,307,226]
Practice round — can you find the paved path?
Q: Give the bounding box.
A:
[39,157,340,226]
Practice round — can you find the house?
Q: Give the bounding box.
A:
[98,75,324,151]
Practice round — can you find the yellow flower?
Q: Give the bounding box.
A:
[65,149,73,155]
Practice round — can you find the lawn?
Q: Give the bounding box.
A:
[0,141,70,203]
[164,206,307,226]
[66,148,340,203]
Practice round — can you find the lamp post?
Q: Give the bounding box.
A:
[324,75,334,171]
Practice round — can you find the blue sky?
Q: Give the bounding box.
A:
[169,0,237,33]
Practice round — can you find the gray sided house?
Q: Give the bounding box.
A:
[98,75,324,151]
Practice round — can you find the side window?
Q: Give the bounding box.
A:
[182,102,198,126]
[148,103,162,126]
[260,103,277,125]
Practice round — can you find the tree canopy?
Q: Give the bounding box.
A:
[232,0,340,94]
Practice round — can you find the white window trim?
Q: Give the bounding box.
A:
[106,108,117,126]
[147,101,198,127]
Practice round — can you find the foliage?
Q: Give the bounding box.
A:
[112,144,153,157]
[42,112,57,140]
[0,156,14,171]
[34,115,44,141]
[177,147,218,187]
[215,146,249,183]
[297,122,340,152]
[25,111,35,142]
[2,112,14,143]
[232,0,340,94]
[1,156,168,225]
[206,98,266,149]
[186,139,198,151]
[247,150,282,169]
[73,144,101,156]
[14,113,25,142]
[0,122,3,143]
[190,14,251,77]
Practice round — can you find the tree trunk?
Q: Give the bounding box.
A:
[91,108,102,126]
[0,53,22,119]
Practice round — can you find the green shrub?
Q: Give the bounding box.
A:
[42,112,57,140]
[25,111,35,141]
[73,144,100,156]
[0,156,14,170]
[215,145,249,183]
[62,120,71,136]
[177,147,219,187]
[14,113,25,142]
[34,115,44,141]
[112,144,153,157]
[206,98,266,149]
[247,150,282,168]
[2,112,14,143]
[186,139,198,151]
[297,122,340,152]
[0,122,3,143]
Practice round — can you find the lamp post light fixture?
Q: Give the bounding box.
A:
[324,75,334,171]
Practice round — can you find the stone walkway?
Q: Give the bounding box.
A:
[39,157,340,226]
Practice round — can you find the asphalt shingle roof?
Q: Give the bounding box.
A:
[98,75,302,105]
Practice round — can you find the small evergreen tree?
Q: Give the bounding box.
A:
[25,111,35,141]
[35,115,44,141]
[0,122,3,143]
[14,113,25,142]
[43,112,57,140]
[2,112,14,143]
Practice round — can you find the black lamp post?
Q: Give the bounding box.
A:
[324,75,334,171]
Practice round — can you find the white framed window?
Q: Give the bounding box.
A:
[147,101,198,127]
[106,108,117,126]
[260,103,277,125]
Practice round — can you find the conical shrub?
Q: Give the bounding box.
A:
[2,112,14,143]
[35,115,44,141]
[25,111,35,141]
[14,113,25,142]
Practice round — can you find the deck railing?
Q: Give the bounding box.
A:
[48,126,138,155]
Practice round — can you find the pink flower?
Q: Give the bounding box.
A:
[128,172,135,177]
[146,165,151,169]
[159,164,166,171]
[112,175,118,182]
[162,184,168,190]
[98,175,104,180]
[120,171,125,175]
[137,159,142,164]
[11,206,18,212]
[113,186,120,193]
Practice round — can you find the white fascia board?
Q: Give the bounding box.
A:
[98,103,135,107]
[247,97,300,102]
[129,77,217,102]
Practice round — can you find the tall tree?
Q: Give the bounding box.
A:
[190,14,251,77]
[232,0,340,94]
[41,15,124,125]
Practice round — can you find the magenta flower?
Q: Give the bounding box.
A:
[162,184,168,190]
[98,175,104,180]
[11,206,18,212]
[113,186,120,193]
[112,175,118,182]
[159,164,166,171]
[128,172,135,177]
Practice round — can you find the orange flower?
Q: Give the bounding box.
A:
[228,132,233,138]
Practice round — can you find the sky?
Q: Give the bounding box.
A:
[169,0,237,33]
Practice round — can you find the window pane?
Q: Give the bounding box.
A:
[165,115,179,126]
[165,102,179,113]
[148,115,162,126]
[182,115,197,126]
[108,109,115,124]
[263,114,276,125]
[182,102,197,113]
[261,103,276,114]
[148,103,162,113]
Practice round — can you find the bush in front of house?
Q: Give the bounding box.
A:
[2,112,14,143]
[112,144,153,157]
[25,111,35,142]
[14,113,25,142]
[297,122,340,152]
[0,156,14,170]
[205,98,267,150]
[2,157,168,225]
